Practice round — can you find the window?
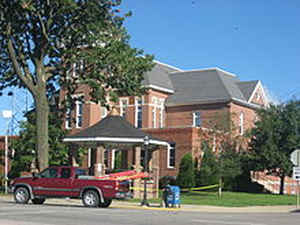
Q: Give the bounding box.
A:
[104,150,108,168]
[159,108,164,128]
[168,143,176,168]
[76,99,83,128]
[135,98,143,128]
[39,168,58,178]
[65,107,72,129]
[120,98,128,118]
[101,107,107,119]
[193,112,202,127]
[239,112,244,135]
[152,107,156,128]
[61,168,71,179]
[75,168,87,177]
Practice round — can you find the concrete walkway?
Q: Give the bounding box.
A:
[1,195,299,213]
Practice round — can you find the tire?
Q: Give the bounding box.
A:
[14,187,30,204]
[99,198,112,208]
[32,198,45,205]
[82,190,99,208]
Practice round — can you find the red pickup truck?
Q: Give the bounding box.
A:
[10,166,130,208]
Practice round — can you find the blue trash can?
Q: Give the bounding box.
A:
[167,185,181,208]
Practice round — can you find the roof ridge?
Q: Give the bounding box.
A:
[215,70,233,100]
[153,60,184,72]
[169,67,237,77]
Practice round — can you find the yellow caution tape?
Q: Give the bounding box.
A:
[181,184,219,192]
[130,184,219,192]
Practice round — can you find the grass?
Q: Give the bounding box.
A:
[127,191,297,207]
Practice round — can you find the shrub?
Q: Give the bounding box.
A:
[195,141,219,186]
[176,153,195,189]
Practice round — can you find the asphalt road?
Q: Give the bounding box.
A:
[0,200,300,225]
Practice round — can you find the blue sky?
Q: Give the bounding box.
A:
[0,0,300,135]
[120,0,300,100]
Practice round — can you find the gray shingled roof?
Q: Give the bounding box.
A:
[165,68,253,106]
[63,115,169,146]
[142,62,181,92]
[237,81,259,101]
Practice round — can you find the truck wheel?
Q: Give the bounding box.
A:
[99,198,112,208]
[82,190,99,208]
[32,198,45,205]
[14,187,30,204]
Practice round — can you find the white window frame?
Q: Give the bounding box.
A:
[75,99,83,128]
[159,108,164,128]
[135,97,143,128]
[120,98,129,118]
[167,143,176,168]
[239,112,244,135]
[152,107,156,128]
[65,107,72,129]
[101,106,108,119]
[193,111,201,127]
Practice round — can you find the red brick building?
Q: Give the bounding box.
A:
[60,61,269,180]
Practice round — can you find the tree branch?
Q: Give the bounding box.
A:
[7,23,36,94]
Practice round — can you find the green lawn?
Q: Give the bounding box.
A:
[129,191,297,207]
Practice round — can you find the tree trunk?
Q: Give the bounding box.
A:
[279,175,285,195]
[35,92,49,171]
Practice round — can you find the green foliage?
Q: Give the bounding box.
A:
[195,141,219,186]
[159,176,177,189]
[114,151,122,169]
[176,153,195,189]
[0,0,154,169]
[9,109,70,178]
[249,100,300,193]
[219,143,243,190]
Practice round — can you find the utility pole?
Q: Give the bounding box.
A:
[2,110,12,194]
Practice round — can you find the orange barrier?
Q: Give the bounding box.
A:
[96,170,149,181]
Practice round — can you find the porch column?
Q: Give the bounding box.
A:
[69,145,79,167]
[133,146,143,199]
[94,145,105,177]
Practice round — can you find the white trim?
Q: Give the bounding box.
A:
[170,67,237,77]
[239,112,244,135]
[88,148,91,168]
[193,111,201,127]
[145,84,174,94]
[120,98,129,117]
[153,60,183,72]
[167,143,175,168]
[65,107,72,129]
[63,136,170,146]
[248,81,269,106]
[75,100,83,128]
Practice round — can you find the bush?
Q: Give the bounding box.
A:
[176,153,195,189]
[195,141,219,186]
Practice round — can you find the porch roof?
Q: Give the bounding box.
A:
[63,115,169,146]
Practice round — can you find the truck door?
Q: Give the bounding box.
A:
[32,167,60,196]
[56,167,78,197]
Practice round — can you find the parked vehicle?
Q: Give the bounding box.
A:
[10,166,130,208]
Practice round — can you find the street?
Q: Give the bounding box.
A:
[0,199,300,225]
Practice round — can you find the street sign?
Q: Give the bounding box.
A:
[290,149,300,166]
[293,167,300,181]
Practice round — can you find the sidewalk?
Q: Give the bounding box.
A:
[0,195,298,213]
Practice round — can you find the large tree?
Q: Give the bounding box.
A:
[250,101,300,194]
[0,0,153,170]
